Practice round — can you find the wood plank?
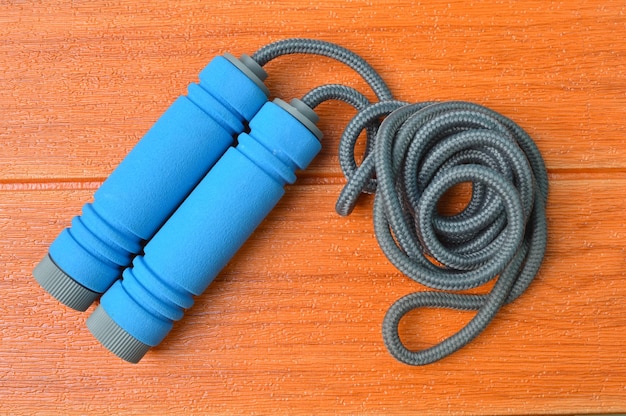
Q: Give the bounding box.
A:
[1,0,625,181]
[1,178,625,414]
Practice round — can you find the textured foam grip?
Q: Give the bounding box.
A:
[35,54,269,310]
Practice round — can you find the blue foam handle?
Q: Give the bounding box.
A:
[47,55,269,294]
[98,99,322,347]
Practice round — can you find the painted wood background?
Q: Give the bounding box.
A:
[1,1,625,414]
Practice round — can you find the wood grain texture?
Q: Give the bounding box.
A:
[1,0,625,414]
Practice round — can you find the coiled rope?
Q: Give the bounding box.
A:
[252,39,548,365]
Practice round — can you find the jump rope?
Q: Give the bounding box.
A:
[33,38,548,365]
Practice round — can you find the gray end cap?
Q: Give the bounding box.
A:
[33,254,99,312]
[273,98,323,140]
[240,54,267,81]
[223,52,270,96]
[87,305,151,364]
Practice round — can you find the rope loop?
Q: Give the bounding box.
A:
[347,100,548,365]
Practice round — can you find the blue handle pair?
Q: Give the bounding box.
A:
[33,52,322,362]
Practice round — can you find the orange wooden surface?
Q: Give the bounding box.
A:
[1,1,625,414]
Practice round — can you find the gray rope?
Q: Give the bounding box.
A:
[252,38,393,102]
[253,39,548,365]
